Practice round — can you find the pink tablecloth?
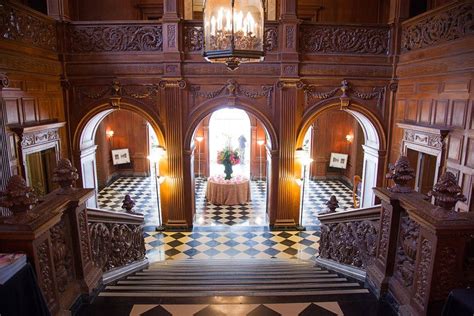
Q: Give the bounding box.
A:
[205,178,251,205]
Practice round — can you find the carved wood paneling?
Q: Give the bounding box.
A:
[413,237,433,308]
[394,215,420,288]
[401,2,474,52]
[320,219,379,268]
[67,23,163,53]
[36,237,57,310]
[0,1,57,51]
[89,221,145,272]
[50,216,74,292]
[300,24,389,55]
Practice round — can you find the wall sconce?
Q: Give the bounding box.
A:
[346,134,354,143]
[106,130,114,138]
[257,140,265,146]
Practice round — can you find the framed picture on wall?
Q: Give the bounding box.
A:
[329,153,349,169]
[112,148,131,165]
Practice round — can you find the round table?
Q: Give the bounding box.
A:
[205,177,251,205]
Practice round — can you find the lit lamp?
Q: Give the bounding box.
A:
[257,139,265,181]
[203,0,265,70]
[346,134,354,143]
[295,147,313,231]
[106,130,114,147]
[195,136,204,179]
[147,145,166,231]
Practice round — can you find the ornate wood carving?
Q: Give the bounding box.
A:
[401,2,474,52]
[0,1,57,51]
[67,24,163,53]
[403,129,445,149]
[432,246,460,300]
[303,80,385,108]
[378,206,391,261]
[37,237,56,308]
[52,158,79,193]
[394,215,420,288]
[320,219,378,268]
[414,238,433,308]
[190,79,274,107]
[386,156,415,193]
[50,217,74,293]
[0,175,37,213]
[428,172,466,210]
[78,209,91,263]
[264,25,278,52]
[300,24,389,55]
[89,219,146,272]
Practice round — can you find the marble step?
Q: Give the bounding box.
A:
[126,273,340,280]
[118,277,349,285]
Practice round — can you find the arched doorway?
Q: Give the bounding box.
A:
[190,107,273,227]
[297,103,385,225]
[75,106,165,228]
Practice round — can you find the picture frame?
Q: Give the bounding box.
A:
[111,148,131,165]
[329,153,349,169]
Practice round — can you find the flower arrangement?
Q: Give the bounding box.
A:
[217,147,241,166]
[217,147,240,179]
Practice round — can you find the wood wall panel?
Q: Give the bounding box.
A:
[450,100,468,128]
[447,135,463,163]
[434,100,449,125]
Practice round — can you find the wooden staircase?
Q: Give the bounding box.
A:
[99,259,370,299]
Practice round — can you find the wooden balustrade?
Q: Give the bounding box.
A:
[366,188,474,316]
[316,205,381,280]
[87,207,146,275]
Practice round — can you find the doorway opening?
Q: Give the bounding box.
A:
[78,108,163,229]
[406,149,437,196]
[192,108,270,227]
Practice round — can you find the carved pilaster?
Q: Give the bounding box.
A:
[0,73,11,208]
[273,81,301,228]
[160,79,190,228]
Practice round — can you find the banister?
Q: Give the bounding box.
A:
[87,207,144,224]
[318,205,381,223]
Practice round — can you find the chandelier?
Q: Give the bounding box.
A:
[203,0,265,70]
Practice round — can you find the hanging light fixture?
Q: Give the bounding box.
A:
[203,0,265,70]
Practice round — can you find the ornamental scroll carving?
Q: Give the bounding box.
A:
[37,238,56,308]
[414,238,433,307]
[319,219,378,269]
[394,216,420,288]
[0,2,57,51]
[301,24,389,55]
[20,129,59,148]
[50,218,74,293]
[303,80,385,109]
[89,222,145,272]
[190,79,274,107]
[67,24,163,53]
[378,207,391,261]
[404,129,445,149]
[433,246,460,300]
[78,209,91,263]
[183,24,278,53]
[401,2,474,52]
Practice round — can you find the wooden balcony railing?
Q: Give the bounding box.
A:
[87,207,146,274]
[317,205,381,279]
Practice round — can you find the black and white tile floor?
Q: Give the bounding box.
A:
[302,179,359,226]
[97,176,357,263]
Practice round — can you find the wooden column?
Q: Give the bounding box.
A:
[160,80,191,228]
[273,81,300,228]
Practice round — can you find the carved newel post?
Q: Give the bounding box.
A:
[325,195,339,213]
[122,194,138,214]
[0,175,37,213]
[367,156,416,297]
[428,172,466,211]
[52,158,79,194]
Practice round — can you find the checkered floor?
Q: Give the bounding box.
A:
[96,176,360,264]
[194,178,268,226]
[144,229,320,262]
[302,179,359,226]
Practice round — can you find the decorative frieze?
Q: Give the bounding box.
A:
[303,80,385,109]
[403,129,444,149]
[190,79,273,107]
[301,24,389,55]
[67,24,163,53]
[0,1,57,51]
[401,2,474,52]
